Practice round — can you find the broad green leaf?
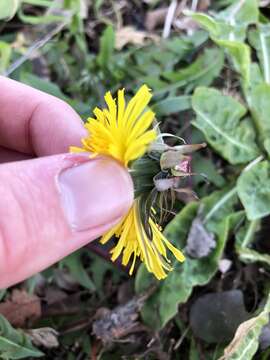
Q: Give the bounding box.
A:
[0,315,43,359]
[20,72,89,116]
[152,96,191,116]
[0,41,11,74]
[187,1,257,83]
[248,83,270,155]
[136,189,240,329]
[249,24,270,84]
[192,87,259,164]
[0,0,20,20]
[160,48,224,94]
[219,293,270,360]
[248,62,264,89]
[97,25,115,70]
[237,161,270,220]
[217,0,259,28]
[188,0,258,41]
[20,72,68,100]
[61,250,96,291]
[184,11,220,37]
[216,39,251,83]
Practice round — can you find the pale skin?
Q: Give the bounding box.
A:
[0,76,134,288]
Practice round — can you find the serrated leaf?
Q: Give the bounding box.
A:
[248,82,270,156]
[135,189,240,329]
[219,293,270,360]
[192,87,259,164]
[249,24,270,84]
[0,315,43,359]
[237,161,270,220]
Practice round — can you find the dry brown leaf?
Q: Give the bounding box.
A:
[115,26,159,50]
[145,7,168,31]
[0,289,41,327]
[26,327,59,349]
[197,0,211,11]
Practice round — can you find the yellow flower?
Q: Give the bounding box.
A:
[71,84,185,279]
[70,85,157,167]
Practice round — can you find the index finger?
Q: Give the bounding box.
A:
[0,76,86,156]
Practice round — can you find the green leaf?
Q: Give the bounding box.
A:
[248,82,270,155]
[187,1,258,83]
[136,189,240,329]
[217,0,259,28]
[220,293,270,360]
[0,0,20,20]
[184,11,220,37]
[160,48,224,94]
[192,87,259,164]
[249,24,270,84]
[97,25,115,70]
[17,0,64,24]
[20,72,88,116]
[18,9,64,25]
[0,315,43,359]
[20,72,68,100]
[235,219,270,266]
[192,153,226,188]
[61,250,96,291]
[188,0,258,41]
[237,247,270,266]
[152,96,191,116]
[216,39,251,83]
[0,41,12,74]
[237,160,270,220]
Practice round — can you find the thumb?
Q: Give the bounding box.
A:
[0,154,133,288]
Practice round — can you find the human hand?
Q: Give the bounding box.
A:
[0,76,133,288]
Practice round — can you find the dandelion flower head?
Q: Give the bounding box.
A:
[70,85,203,280]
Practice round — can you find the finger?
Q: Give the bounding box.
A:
[0,76,86,155]
[0,154,133,288]
[0,146,33,163]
